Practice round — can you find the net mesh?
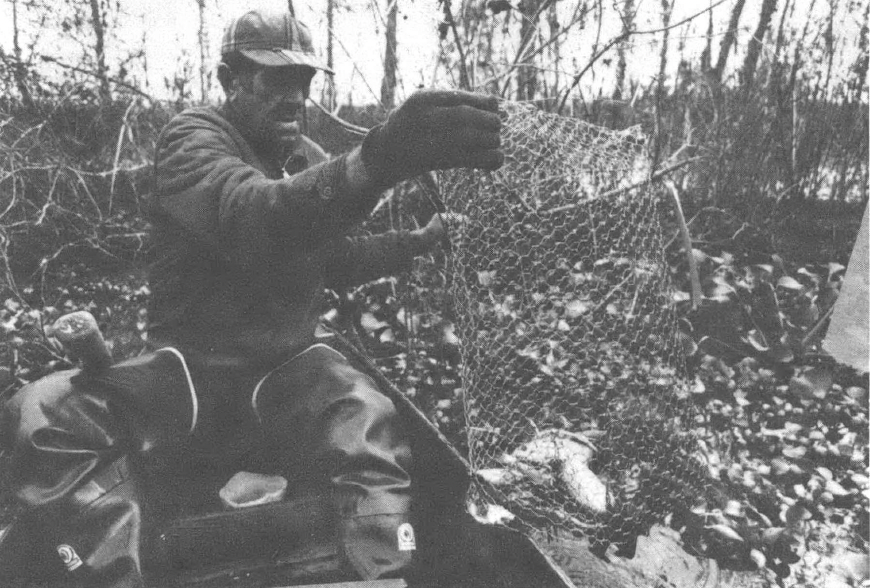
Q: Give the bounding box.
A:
[437,101,710,554]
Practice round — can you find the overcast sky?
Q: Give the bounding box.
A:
[1,0,864,105]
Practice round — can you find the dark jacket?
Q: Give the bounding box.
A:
[147,105,419,366]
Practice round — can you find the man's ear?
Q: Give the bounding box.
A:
[217,62,235,94]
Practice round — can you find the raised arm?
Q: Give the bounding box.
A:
[151,109,381,262]
[152,90,501,267]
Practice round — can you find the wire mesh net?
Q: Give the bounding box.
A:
[437,101,710,555]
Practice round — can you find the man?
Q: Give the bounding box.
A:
[146,7,502,582]
[0,9,502,588]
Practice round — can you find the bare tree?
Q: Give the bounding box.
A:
[440,0,470,90]
[517,0,542,101]
[380,0,398,110]
[700,2,714,72]
[613,0,635,100]
[848,2,869,103]
[87,0,111,102]
[772,0,793,65]
[547,0,561,98]
[195,0,210,103]
[653,0,674,166]
[10,0,34,107]
[741,0,778,89]
[711,0,747,82]
[324,0,336,110]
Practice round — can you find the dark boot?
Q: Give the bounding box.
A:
[253,342,415,580]
[0,349,196,588]
[0,457,145,588]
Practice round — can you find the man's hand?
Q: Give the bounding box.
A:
[361,90,504,189]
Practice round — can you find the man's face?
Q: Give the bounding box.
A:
[228,65,312,149]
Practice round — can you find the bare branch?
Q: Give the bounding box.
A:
[712,0,747,81]
[87,0,110,102]
[557,0,730,113]
[481,5,588,93]
[635,0,732,35]
[542,156,705,214]
[441,0,471,90]
[36,54,153,101]
[308,99,369,136]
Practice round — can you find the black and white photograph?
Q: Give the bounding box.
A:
[0,1,867,587]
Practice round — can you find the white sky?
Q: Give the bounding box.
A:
[1,0,865,105]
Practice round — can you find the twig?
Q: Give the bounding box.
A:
[481,0,592,97]
[308,99,368,136]
[592,272,634,314]
[66,164,150,178]
[36,240,83,292]
[634,0,731,36]
[0,158,19,222]
[557,34,628,114]
[34,169,60,226]
[68,167,103,221]
[36,54,153,101]
[109,100,137,213]
[665,180,702,311]
[442,0,471,90]
[542,156,703,214]
[497,0,559,97]
[801,303,836,349]
[556,0,730,114]
[329,31,383,108]
[11,121,45,149]
[370,186,397,217]
[104,232,149,240]
[664,206,735,250]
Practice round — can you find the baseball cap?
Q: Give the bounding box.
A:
[221,10,333,74]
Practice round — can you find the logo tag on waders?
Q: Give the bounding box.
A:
[397,522,416,551]
[57,544,84,571]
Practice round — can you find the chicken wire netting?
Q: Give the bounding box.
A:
[436,101,711,555]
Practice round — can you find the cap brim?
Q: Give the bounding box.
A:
[239,49,334,74]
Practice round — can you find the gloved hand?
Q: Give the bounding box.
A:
[361,89,504,188]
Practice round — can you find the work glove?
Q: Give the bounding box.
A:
[361,89,504,189]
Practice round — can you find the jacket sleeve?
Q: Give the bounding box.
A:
[324,231,426,291]
[152,110,381,263]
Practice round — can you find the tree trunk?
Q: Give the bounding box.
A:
[613,0,634,100]
[700,1,714,73]
[653,0,673,168]
[741,0,778,90]
[548,0,560,101]
[140,15,150,93]
[772,0,793,65]
[711,0,747,83]
[783,0,817,189]
[850,3,870,103]
[380,0,398,110]
[482,8,498,95]
[517,0,542,101]
[441,0,470,90]
[287,0,295,17]
[196,0,210,103]
[324,0,336,110]
[87,0,111,102]
[11,0,34,108]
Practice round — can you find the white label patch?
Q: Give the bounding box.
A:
[57,544,83,572]
[397,522,416,551]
